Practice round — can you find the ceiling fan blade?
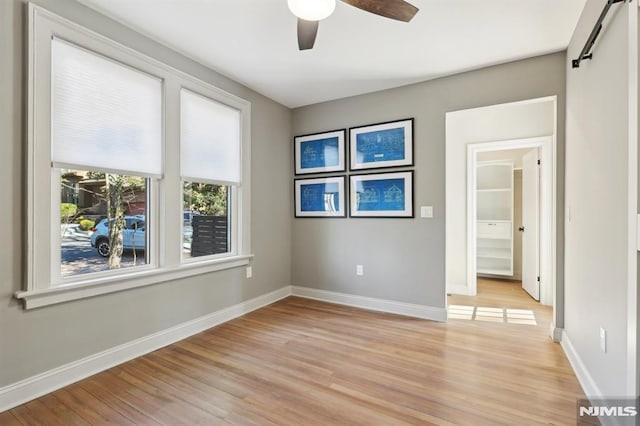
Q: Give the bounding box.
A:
[297,19,319,50]
[340,0,418,22]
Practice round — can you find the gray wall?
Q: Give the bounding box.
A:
[291,53,566,309]
[0,0,292,387]
[565,0,635,396]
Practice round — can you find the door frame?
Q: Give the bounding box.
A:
[466,136,556,307]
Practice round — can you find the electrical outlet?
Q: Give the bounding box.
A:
[246,266,253,279]
[356,264,364,276]
[600,327,607,353]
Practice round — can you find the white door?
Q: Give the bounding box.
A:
[521,149,540,300]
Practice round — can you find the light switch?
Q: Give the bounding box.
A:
[420,206,433,218]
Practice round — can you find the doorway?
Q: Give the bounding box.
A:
[466,137,553,306]
[473,146,541,302]
[445,96,559,339]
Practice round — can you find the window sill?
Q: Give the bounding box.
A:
[15,254,253,309]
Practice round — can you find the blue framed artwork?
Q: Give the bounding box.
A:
[350,118,413,170]
[295,176,346,218]
[294,129,346,175]
[350,171,413,218]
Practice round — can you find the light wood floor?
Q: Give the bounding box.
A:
[3,286,585,425]
[448,277,553,326]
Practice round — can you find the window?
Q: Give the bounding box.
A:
[183,182,230,258]
[60,169,149,277]
[20,5,251,309]
[180,89,241,260]
[52,38,161,281]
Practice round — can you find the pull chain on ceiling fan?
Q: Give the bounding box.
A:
[287,0,419,50]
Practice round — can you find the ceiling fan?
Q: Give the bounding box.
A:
[288,0,419,50]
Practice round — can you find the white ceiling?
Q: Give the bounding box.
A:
[79,0,586,108]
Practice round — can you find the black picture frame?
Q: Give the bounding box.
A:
[349,170,414,218]
[294,175,347,218]
[349,118,414,171]
[294,129,346,175]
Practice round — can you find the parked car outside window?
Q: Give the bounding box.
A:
[90,215,146,257]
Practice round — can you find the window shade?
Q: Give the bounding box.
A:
[181,89,241,185]
[51,38,162,177]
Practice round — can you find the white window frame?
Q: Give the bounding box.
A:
[16,5,252,309]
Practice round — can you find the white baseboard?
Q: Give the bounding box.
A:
[0,285,292,412]
[560,332,627,426]
[291,286,447,322]
[560,330,603,399]
[550,324,563,342]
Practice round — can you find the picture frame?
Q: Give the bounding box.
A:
[295,176,346,218]
[349,118,413,171]
[349,171,413,218]
[294,129,346,175]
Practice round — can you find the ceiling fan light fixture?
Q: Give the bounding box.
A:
[288,0,336,21]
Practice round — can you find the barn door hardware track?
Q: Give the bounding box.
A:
[572,0,626,68]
